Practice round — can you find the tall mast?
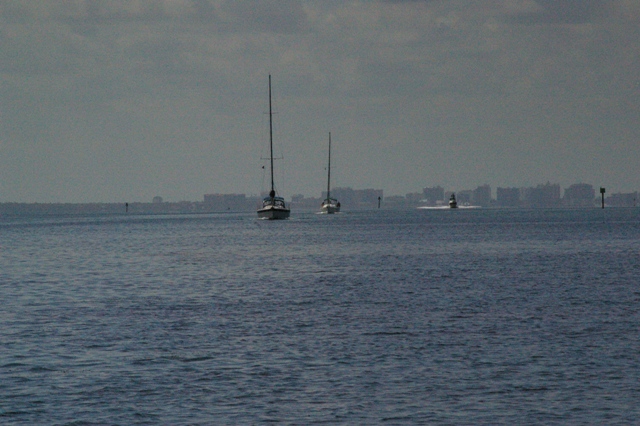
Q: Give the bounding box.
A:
[268,75,275,198]
[327,132,331,201]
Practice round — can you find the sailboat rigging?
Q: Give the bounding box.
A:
[257,75,290,220]
[321,132,340,214]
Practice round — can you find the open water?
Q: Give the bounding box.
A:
[1,208,639,425]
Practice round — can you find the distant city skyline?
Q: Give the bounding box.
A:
[198,180,637,207]
[2,2,639,203]
[1,178,637,205]
[2,179,636,215]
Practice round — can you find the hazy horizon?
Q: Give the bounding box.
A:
[2,1,639,203]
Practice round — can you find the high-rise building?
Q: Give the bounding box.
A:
[472,185,492,206]
[422,186,444,205]
[497,187,520,207]
[522,183,561,208]
[606,192,638,207]
[563,184,595,207]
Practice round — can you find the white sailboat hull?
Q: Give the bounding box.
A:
[321,202,340,214]
[257,205,290,220]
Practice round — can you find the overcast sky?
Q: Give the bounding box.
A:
[1,0,638,203]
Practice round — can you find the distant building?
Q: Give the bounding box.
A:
[563,184,595,207]
[357,188,383,206]
[472,184,492,206]
[331,187,383,209]
[497,187,520,207]
[422,186,444,205]
[405,192,423,205]
[382,193,423,209]
[605,192,638,207]
[152,196,163,204]
[455,190,473,205]
[203,193,249,211]
[385,195,409,207]
[331,187,355,207]
[290,194,322,210]
[522,183,561,208]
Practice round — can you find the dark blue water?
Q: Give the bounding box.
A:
[1,208,639,424]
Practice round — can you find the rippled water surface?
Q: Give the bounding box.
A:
[1,209,639,424]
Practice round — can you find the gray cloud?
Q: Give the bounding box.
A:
[217,0,308,34]
[0,0,638,202]
[510,0,614,24]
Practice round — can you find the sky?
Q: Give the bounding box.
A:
[1,0,639,203]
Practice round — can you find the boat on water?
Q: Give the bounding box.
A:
[257,75,290,220]
[449,193,458,208]
[320,132,340,214]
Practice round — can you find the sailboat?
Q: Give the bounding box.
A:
[257,75,290,220]
[320,132,340,214]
